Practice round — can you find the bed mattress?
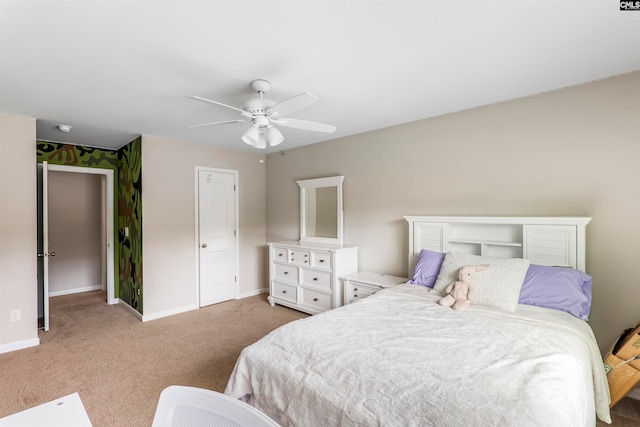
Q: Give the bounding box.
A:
[225,284,611,426]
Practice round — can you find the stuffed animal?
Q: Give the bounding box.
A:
[438,265,489,311]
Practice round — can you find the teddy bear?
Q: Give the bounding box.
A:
[438,264,489,311]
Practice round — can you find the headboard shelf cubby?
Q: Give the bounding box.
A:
[404,216,592,274]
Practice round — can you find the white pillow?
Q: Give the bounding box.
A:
[433,252,530,312]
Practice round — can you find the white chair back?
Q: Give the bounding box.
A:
[151,385,280,427]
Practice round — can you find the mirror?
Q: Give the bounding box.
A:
[297,176,344,245]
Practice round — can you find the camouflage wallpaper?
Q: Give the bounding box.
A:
[36,141,119,169]
[36,139,143,314]
[117,137,142,312]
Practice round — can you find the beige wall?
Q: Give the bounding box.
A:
[141,136,267,318]
[266,71,640,355]
[0,114,38,351]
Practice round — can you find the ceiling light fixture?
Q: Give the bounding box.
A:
[241,121,284,149]
[267,126,284,147]
[57,124,72,133]
[241,125,259,146]
[188,79,336,150]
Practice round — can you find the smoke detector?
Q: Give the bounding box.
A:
[57,124,72,132]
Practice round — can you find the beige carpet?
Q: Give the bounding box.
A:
[1,290,639,426]
[0,291,306,426]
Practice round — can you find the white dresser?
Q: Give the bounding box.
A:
[268,241,358,315]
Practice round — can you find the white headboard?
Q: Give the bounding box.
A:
[404,216,592,275]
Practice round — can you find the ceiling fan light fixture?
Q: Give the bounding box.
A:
[242,125,259,146]
[255,130,267,150]
[267,126,284,146]
[188,79,335,150]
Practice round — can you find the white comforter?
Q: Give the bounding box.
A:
[225,284,611,426]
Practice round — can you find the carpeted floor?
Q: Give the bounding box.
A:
[0,290,307,426]
[1,290,639,426]
[599,396,640,427]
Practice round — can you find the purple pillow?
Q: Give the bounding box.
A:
[409,249,445,288]
[518,264,593,321]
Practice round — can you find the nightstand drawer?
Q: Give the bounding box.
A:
[274,264,298,283]
[343,272,408,304]
[301,269,331,290]
[350,282,380,301]
[272,281,297,303]
[301,288,332,311]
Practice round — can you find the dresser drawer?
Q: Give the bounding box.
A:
[272,246,288,262]
[289,249,311,266]
[274,264,298,283]
[301,269,331,291]
[272,281,297,303]
[301,288,332,311]
[310,251,332,270]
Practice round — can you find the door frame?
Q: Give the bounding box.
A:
[47,164,116,305]
[194,166,239,308]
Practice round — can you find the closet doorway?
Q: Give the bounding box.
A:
[37,163,115,331]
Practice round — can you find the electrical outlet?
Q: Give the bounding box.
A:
[10,309,21,322]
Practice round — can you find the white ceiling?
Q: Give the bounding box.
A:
[1,1,639,154]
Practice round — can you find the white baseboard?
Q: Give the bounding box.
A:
[627,387,640,401]
[140,289,267,322]
[49,285,103,297]
[238,288,268,299]
[0,337,40,355]
[112,298,143,321]
[141,303,198,322]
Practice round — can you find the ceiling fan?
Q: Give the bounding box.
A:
[187,79,336,149]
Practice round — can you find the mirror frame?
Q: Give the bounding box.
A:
[297,175,344,246]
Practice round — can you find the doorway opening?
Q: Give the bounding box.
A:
[37,163,115,330]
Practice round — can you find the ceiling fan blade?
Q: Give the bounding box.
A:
[188,119,250,129]
[187,95,252,117]
[272,118,336,133]
[268,93,319,117]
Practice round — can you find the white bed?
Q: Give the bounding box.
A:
[225,216,611,426]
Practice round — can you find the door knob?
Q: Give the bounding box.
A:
[201,243,207,248]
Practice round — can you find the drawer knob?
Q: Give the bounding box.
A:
[319,259,325,263]
[313,298,319,302]
[353,287,358,291]
[283,271,289,275]
[304,254,308,257]
[282,290,287,294]
[313,277,318,281]
[354,294,358,298]
[304,260,308,263]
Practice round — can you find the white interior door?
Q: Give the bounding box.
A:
[197,169,238,307]
[41,161,50,331]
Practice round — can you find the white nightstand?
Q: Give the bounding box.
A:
[342,271,408,304]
